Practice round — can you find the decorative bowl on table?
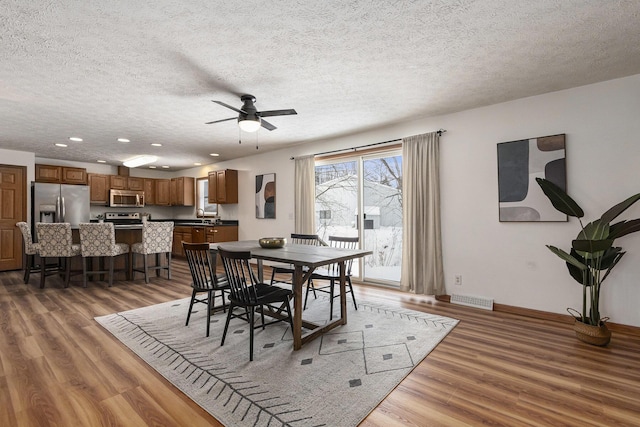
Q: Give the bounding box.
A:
[259,237,286,248]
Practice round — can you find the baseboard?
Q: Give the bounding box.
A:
[435,294,640,337]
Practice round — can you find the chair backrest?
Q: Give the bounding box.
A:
[326,235,359,275]
[140,221,174,254]
[16,222,38,255]
[79,222,116,257]
[291,233,323,246]
[36,223,74,257]
[218,247,260,304]
[183,242,225,290]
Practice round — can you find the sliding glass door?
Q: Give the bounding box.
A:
[315,149,402,286]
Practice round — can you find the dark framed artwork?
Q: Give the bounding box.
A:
[497,134,567,222]
[256,173,276,219]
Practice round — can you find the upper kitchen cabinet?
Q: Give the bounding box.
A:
[155,179,171,206]
[109,175,144,191]
[35,164,87,185]
[144,179,156,205]
[208,169,238,204]
[170,177,195,206]
[87,173,109,204]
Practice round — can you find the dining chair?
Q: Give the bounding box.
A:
[131,221,174,283]
[79,222,130,287]
[16,222,40,284]
[306,236,359,319]
[269,233,324,288]
[218,247,293,361]
[36,222,82,288]
[183,242,230,337]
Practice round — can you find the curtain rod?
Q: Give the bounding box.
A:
[290,129,446,160]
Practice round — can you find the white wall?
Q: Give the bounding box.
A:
[187,74,640,326]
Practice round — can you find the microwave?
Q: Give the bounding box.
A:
[109,189,145,208]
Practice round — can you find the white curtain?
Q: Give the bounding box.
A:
[294,155,316,234]
[400,132,444,295]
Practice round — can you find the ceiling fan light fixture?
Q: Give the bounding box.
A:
[123,155,158,168]
[238,116,261,132]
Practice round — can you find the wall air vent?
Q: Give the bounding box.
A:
[450,294,494,311]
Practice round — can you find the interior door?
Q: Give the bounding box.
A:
[0,165,26,271]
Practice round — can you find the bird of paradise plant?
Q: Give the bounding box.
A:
[536,178,640,326]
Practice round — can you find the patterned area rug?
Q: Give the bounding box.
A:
[96,296,458,427]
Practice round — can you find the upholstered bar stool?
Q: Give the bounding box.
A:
[16,222,40,284]
[131,221,174,283]
[79,222,130,287]
[36,222,81,288]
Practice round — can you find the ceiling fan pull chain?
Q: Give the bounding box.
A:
[256,131,259,150]
[238,128,241,144]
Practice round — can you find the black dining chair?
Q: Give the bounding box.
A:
[218,247,293,361]
[269,233,324,288]
[183,242,230,337]
[306,236,359,319]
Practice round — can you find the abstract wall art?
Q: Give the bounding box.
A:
[256,173,276,219]
[497,134,567,222]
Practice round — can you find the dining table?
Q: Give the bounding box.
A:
[210,240,372,350]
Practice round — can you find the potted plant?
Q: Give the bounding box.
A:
[96,214,105,223]
[536,178,640,345]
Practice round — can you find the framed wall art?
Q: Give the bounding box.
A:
[497,134,566,222]
[256,173,276,219]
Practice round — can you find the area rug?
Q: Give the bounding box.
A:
[95,296,458,427]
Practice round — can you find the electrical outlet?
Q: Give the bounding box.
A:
[454,275,462,286]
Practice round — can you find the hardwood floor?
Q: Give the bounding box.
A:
[1,260,639,426]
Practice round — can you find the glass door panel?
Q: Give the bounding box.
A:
[362,154,402,285]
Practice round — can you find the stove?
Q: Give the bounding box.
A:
[105,212,141,224]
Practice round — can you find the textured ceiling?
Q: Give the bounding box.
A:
[2,1,640,170]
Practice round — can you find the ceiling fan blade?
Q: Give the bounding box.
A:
[258,109,297,117]
[170,52,243,97]
[212,100,247,114]
[205,117,236,125]
[260,118,277,131]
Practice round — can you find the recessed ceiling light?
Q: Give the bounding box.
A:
[151,143,162,147]
[194,162,202,166]
[162,165,170,169]
[97,160,106,163]
[117,138,130,143]
[209,153,220,157]
[55,143,68,147]
[149,165,157,169]
[69,137,83,142]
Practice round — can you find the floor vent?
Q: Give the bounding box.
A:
[450,294,494,311]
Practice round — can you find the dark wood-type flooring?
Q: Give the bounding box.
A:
[1,259,639,426]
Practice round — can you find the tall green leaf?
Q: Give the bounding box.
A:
[571,239,614,254]
[546,245,587,270]
[600,193,640,223]
[609,219,640,239]
[535,178,584,218]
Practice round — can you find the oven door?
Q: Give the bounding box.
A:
[109,190,145,207]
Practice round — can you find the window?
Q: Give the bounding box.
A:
[196,177,217,216]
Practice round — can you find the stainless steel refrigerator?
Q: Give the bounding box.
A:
[31,183,90,239]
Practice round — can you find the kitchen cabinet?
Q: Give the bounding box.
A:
[172,226,193,257]
[127,177,144,191]
[155,179,171,206]
[144,179,156,205]
[109,175,144,191]
[109,175,127,190]
[88,173,109,204]
[208,225,238,243]
[35,164,87,185]
[170,177,195,206]
[208,169,238,204]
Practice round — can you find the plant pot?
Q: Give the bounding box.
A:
[573,319,611,346]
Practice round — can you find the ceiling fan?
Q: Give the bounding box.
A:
[206,94,297,132]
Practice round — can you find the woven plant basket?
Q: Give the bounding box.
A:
[573,319,611,346]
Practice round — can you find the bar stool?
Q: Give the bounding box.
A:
[79,222,130,287]
[16,222,40,284]
[131,221,174,283]
[36,223,81,288]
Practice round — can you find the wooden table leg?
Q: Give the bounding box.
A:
[339,261,347,325]
[292,265,303,350]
